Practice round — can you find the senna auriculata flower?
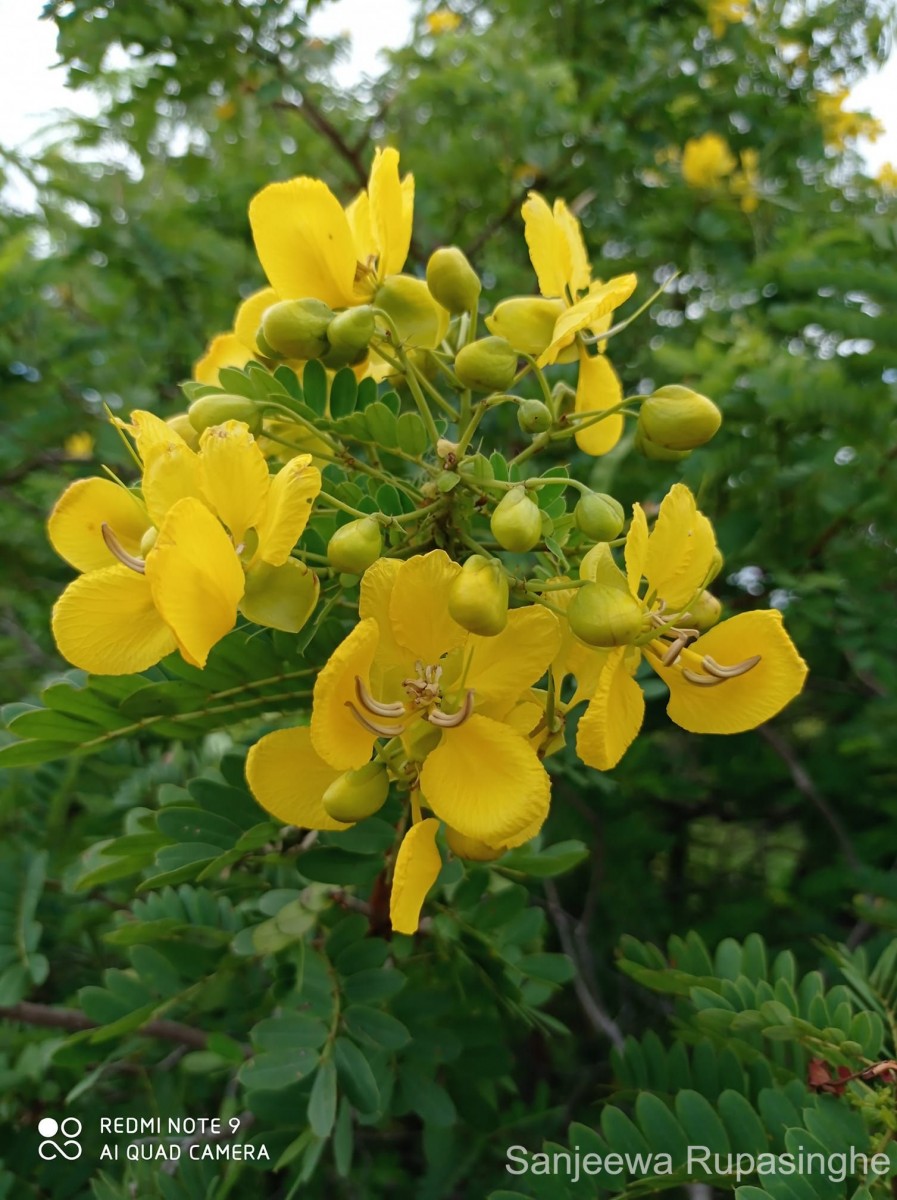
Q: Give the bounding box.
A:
[248,147,448,367]
[486,193,637,457]
[49,412,321,675]
[681,132,737,190]
[555,484,808,769]
[246,550,561,933]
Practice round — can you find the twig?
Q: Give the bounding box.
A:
[544,881,625,1050]
[273,97,368,188]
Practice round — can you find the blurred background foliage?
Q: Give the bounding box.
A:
[0,0,896,1195]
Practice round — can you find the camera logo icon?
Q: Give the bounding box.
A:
[38,1116,82,1161]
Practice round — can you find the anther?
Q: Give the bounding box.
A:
[661,637,688,667]
[102,523,146,574]
[427,689,476,728]
[345,702,406,738]
[702,653,761,679]
[354,676,405,719]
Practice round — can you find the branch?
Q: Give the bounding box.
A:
[0,1001,249,1056]
[273,96,368,188]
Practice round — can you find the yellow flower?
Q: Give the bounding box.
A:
[246,550,560,933]
[818,91,884,152]
[63,432,94,460]
[486,192,637,457]
[49,413,322,675]
[194,288,278,385]
[426,9,461,34]
[707,0,749,38]
[557,484,808,769]
[681,133,737,190]
[877,163,897,192]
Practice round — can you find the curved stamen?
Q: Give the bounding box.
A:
[681,669,725,688]
[354,676,405,719]
[345,702,406,738]
[661,636,689,667]
[102,523,146,575]
[702,653,761,679]
[427,689,476,728]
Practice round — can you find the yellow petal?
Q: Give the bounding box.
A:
[345,188,375,266]
[233,287,279,354]
[651,610,808,735]
[576,646,646,770]
[554,198,590,294]
[522,191,571,298]
[254,454,321,566]
[145,497,244,668]
[644,483,718,611]
[547,581,607,705]
[240,559,319,633]
[245,726,350,832]
[48,478,151,573]
[573,350,624,456]
[51,565,176,675]
[388,551,466,664]
[625,503,649,598]
[420,715,551,844]
[142,441,204,527]
[485,296,566,357]
[465,606,560,711]
[194,334,253,385]
[310,618,381,771]
[390,818,441,935]
[125,409,189,467]
[368,147,413,279]
[198,421,270,544]
[579,543,629,588]
[248,177,357,309]
[536,273,637,367]
[358,557,408,697]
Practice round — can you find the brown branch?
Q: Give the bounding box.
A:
[273,96,368,188]
[758,725,862,872]
[0,1001,249,1056]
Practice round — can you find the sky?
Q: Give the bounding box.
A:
[0,0,894,170]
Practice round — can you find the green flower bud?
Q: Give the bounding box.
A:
[517,398,552,434]
[633,426,691,462]
[327,305,376,357]
[638,384,722,451]
[568,582,645,648]
[327,516,383,575]
[688,589,722,632]
[166,413,200,450]
[254,328,279,359]
[490,486,543,553]
[454,336,518,393]
[261,298,334,360]
[448,555,509,637]
[485,296,565,357]
[425,246,482,314]
[188,393,262,435]
[322,762,389,823]
[574,492,625,541]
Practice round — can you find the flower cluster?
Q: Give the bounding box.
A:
[817,90,884,153]
[47,147,807,933]
[681,134,762,213]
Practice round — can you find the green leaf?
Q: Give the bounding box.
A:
[333,1036,380,1114]
[398,1067,456,1127]
[303,360,327,415]
[395,411,429,455]
[675,1090,730,1155]
[329,368,357,417]
[364,401,398,446]
[307,1058,338,1138]
[501,840,589,878]
[341,1006,410,1051]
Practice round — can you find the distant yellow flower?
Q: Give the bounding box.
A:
[731,148,762,213]
[215,99,237,121]
[681,133,737,190]
[486,193,637,457]
[426,9,461,34]
[818,90,884,151]
[246,550,560,932]
[877,163,897,192]
[63,433,94,461]
[49,413,321,675]
[707,0,749,38]
[561,484,808,769]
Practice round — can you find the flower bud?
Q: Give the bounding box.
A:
[188,393,262,435]
[688,590,722,632]
[327,516,383,575]
[485,296,565,357]
[139,527,158,556]
[327,305,376,357]
[567,582,644,647]
[445,827,502,862]
[166,413,200,450]
[517,398,552,434]
[448,555,509,637]
[638,385,722,451]
[261,298,334,360]
[425,246,482,314]
[574,492,625,542]
[633,427,691,462]
[454,336,518,393]
[322,762,389,823]
[490,486,543,553]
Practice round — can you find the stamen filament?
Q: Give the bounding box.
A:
[681,669,725,688]
[427,689,476,728]
[102,523,146,574]
[702,653,761,679]
[355,677,405,718]
[345,702,407,737]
